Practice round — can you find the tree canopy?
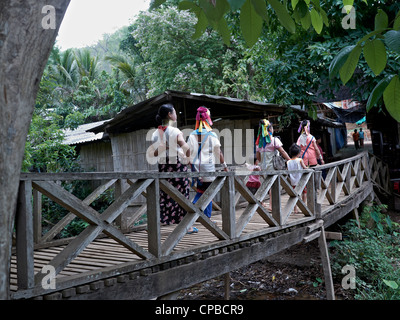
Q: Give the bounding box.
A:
[150,0,400,120]
[29,0,400,173]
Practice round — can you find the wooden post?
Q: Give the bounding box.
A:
[331,167,337,203]
[224,272,230,300]
[270,174,282,225]
[147,179,161,258]
[115,179,130,231]
[307,171,317,217]
[318,225,335,300]
[345,163,351,194]
[16,180,35,289]
[352,208,360,227]
[33,189,42,244]
[221,174,236,239]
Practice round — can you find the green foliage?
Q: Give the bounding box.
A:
[328,4,400,121]
[23,114,79,173]
[363,39,387,76]
[331,205,400,300]
[240,0,263,47]
[150,0,400,120]
[383,75,400,121]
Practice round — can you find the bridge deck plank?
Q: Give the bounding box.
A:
[9,194,336,294]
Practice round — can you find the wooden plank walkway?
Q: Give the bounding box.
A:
[10,200,312,292]
[9,151,388,299]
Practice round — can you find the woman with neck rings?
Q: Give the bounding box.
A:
[255,119,290,211]
[296,120,324,167]
[187,107,228,229]
[150,103,194,231]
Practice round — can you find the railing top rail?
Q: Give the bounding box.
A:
[313,151,368,170]
[19,151,369,181]
[20,169,314,181]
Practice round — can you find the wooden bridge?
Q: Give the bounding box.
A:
[10,151,391,300]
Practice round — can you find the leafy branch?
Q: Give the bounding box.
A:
[329,8,400,120]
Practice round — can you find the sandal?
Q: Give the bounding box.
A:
[187,227,198,234]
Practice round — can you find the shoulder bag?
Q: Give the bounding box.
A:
[272,137,286,170]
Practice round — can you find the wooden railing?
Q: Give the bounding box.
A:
[315,152,370,206]
[13,151,378,294]
[368,152,391,195]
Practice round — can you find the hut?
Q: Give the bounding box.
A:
[63,120,113,172]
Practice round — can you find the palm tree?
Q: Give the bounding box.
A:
[74,49,99,82]
[105,54,148,103]
[54,48,79,89]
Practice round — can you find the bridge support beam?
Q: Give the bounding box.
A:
[318,227,335,300]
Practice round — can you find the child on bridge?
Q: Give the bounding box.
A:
[287,144,307,214]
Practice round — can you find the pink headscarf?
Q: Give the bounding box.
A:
[195,106,213,132]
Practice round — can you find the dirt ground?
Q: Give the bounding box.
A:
[177,209,400,301]
[177,240,353,301]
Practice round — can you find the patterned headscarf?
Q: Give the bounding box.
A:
[256,119,272,148]
[195,106,213,132]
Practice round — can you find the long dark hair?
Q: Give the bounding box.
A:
[298,120,310,135]
[155,103,174,125]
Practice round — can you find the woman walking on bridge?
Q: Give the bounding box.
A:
[255,119,290,172]
[297,120,324,167]
[255,119,290,210]
[187,107,228,224]
[150,103,191,226]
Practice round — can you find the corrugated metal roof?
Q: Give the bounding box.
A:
[63,120,108,145]
[89,90,346,135]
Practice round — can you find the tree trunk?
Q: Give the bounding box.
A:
[0,0,70,299]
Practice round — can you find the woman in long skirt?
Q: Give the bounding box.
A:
[150,104,193,229]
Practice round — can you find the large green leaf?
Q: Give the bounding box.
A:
[240,0,263,47]
[339,45,362,84]
[179,1,208,40]
[193,10,209,39]
[394,11,400,30]
[383,75,400,121]
[267,0,296,33]
[383,279,399,290]
[291,0,300,9]
[342,0,354,7]
[199,0,230,23]
[251,0,269,22]
[300,11,311,30]
[363,39,387,76]
[329,45,355,79]
[215,16,231,45]
[310,8,323,34]
[384,30,400,54]
[366,75,394,112]
[178,1,200,11]
[375,9,388,31]
[319,8,329,27]
[228,0,247,10]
